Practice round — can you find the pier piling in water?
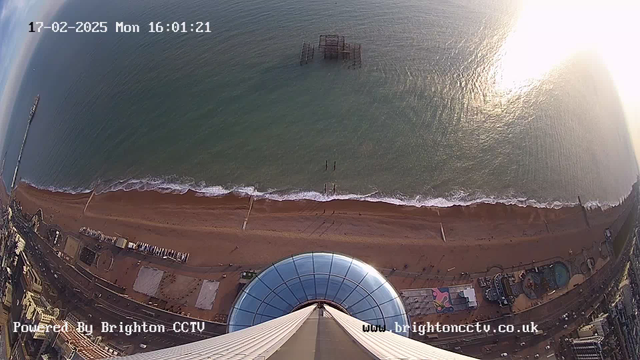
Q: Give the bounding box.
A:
[299,35,362,68]
[299,42,314,65]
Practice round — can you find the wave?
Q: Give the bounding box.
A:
[20,177,628,210]
[21,179,93,195]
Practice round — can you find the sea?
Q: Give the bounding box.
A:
[2,0,638,209]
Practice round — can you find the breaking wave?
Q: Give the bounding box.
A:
[20,177,628,210]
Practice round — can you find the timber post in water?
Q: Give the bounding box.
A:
[11,95,40,192]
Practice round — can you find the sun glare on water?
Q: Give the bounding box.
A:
[493,0,640,103]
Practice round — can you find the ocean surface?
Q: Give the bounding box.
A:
[1,0,638,208]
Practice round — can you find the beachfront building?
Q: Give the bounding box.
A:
[20,291,59,340]
[482,273,513,306]
[578,314,609,338]
[569,336,605,360]
[50,319,114,360]
[401,284,478,318]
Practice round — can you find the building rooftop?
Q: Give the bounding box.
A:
[52,320,113,359]
[570,335,604,344]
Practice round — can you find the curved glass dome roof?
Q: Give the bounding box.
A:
[228,252,409,336]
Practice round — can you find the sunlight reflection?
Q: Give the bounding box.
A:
[492,0,638,101]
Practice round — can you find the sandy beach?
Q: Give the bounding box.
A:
[13,183,633,274]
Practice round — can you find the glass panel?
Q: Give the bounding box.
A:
[275,283,300,308]
[359,272,386,294]
[234,291,262,313]
[313,253,333,274]
[353,307,378,321]
[315,274,329,300]
[266,292,293,312]
[348,295,376,314]
[330,254,353,277]
[344,285,371,309]
[334,278,357,304]
[228,324,248,332]
[370,282,396,304]
[274,257,298,282]
[379,298,404,318]
[342,284,367,309]
[368,304,383,320]
[345,260,368,284]
[293,253,314,275]
[262,303,285,318]
[300,275,316,300]
[258,266,284,290]
[286,278,309,303]
[256,302,270,317]
[262,292,281,310]
[229,308,256,326]
[244,278,272,301]
[254,314,275,324]
[326,275,344,301]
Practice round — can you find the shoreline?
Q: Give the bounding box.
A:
[18,178,632,210]
[13,182,634,264]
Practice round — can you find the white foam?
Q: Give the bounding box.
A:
[22,179,92,195]
[19,177,629,210]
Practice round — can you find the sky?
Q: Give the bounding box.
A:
[0,0,64,152]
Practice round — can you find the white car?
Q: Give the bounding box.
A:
[501,353,508,357]
[545,345,551,350]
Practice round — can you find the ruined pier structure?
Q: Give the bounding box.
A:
[299,34,362,68]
